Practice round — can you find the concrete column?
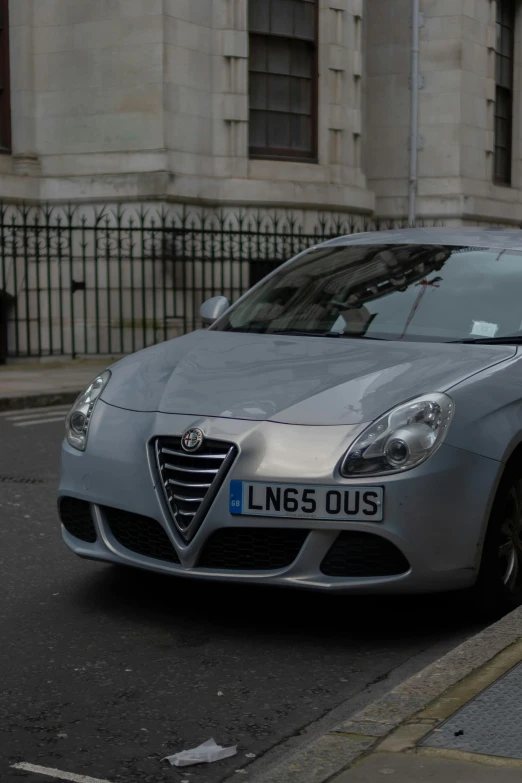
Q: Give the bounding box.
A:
[9,0,40,175]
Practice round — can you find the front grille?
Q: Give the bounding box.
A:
[197,528,309,570]
[103,506,180,563]
[155,436,237,540]
[59,497,97,543]
[321,532,410,577]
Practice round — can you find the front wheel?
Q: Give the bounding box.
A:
[471,467,522,618]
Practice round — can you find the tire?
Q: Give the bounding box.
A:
[471,466,522,618]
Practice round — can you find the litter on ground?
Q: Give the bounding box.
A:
[163,738,238,767]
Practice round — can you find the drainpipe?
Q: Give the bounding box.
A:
[408,0,420,228]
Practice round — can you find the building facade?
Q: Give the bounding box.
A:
[1,0,518,225]
[5,0,371,224]
[0,0,521,361]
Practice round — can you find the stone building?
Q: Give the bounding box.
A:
[0,0,520,361]
[1,0,518,225]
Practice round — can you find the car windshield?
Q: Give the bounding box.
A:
[211,244,522,343]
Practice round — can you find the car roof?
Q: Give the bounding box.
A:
[321,227,522,250]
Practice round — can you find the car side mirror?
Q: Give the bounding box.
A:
[200,296,230,327]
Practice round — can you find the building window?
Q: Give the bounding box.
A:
[248,0,318,161]
[494,0,515,184]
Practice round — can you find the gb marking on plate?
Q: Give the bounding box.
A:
[229,480,244,515]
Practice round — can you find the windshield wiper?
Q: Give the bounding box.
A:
[226,327,388,339]
[270,329,341,337]
[451,335,522,345]
[335,333,389,341]
[271,330,388,340]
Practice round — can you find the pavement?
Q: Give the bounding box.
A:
[1,359,522,783]
[256,605,522,783]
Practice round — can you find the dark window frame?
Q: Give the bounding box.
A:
[494,0,515,185]
[248,0,319,162]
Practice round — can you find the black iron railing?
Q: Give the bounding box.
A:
[0,203,428,361]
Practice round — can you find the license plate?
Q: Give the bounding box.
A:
[229,481,383,522]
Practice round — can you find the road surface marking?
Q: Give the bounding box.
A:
[0,405,69,427]
[13,416,67,427]
[0,405,71,418]
[11,762,112,783]
[4,408,69,421]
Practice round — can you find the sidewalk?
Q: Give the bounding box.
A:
[334,751,522,781]
[257,605,522,783]
[333,630,522,782]
[0,358,114,411]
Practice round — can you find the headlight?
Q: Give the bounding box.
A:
[65,370,111,451]
[341,393,454,477]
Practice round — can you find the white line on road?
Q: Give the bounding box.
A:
[13,416,67,427]
[0,405,70,427]
[11,762,112,783]
[7,411,68,422]
[0,405,71,418]
[0,408,70,421]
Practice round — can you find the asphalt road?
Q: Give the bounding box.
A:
[0,406,487,783]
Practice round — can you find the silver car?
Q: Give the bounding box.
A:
[58,228,522,613]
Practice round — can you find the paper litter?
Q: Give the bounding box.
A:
[163,738,238,767]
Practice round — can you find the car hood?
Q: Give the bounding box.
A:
[101,330,516,426]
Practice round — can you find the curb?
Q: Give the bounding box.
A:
[252,605,522,783]
[0,390,80,412]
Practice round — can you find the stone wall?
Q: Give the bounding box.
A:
[3,0,522,224]
[366,0,522,224]
[3,0,374,216]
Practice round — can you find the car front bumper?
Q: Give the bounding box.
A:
[58,400,503,594]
